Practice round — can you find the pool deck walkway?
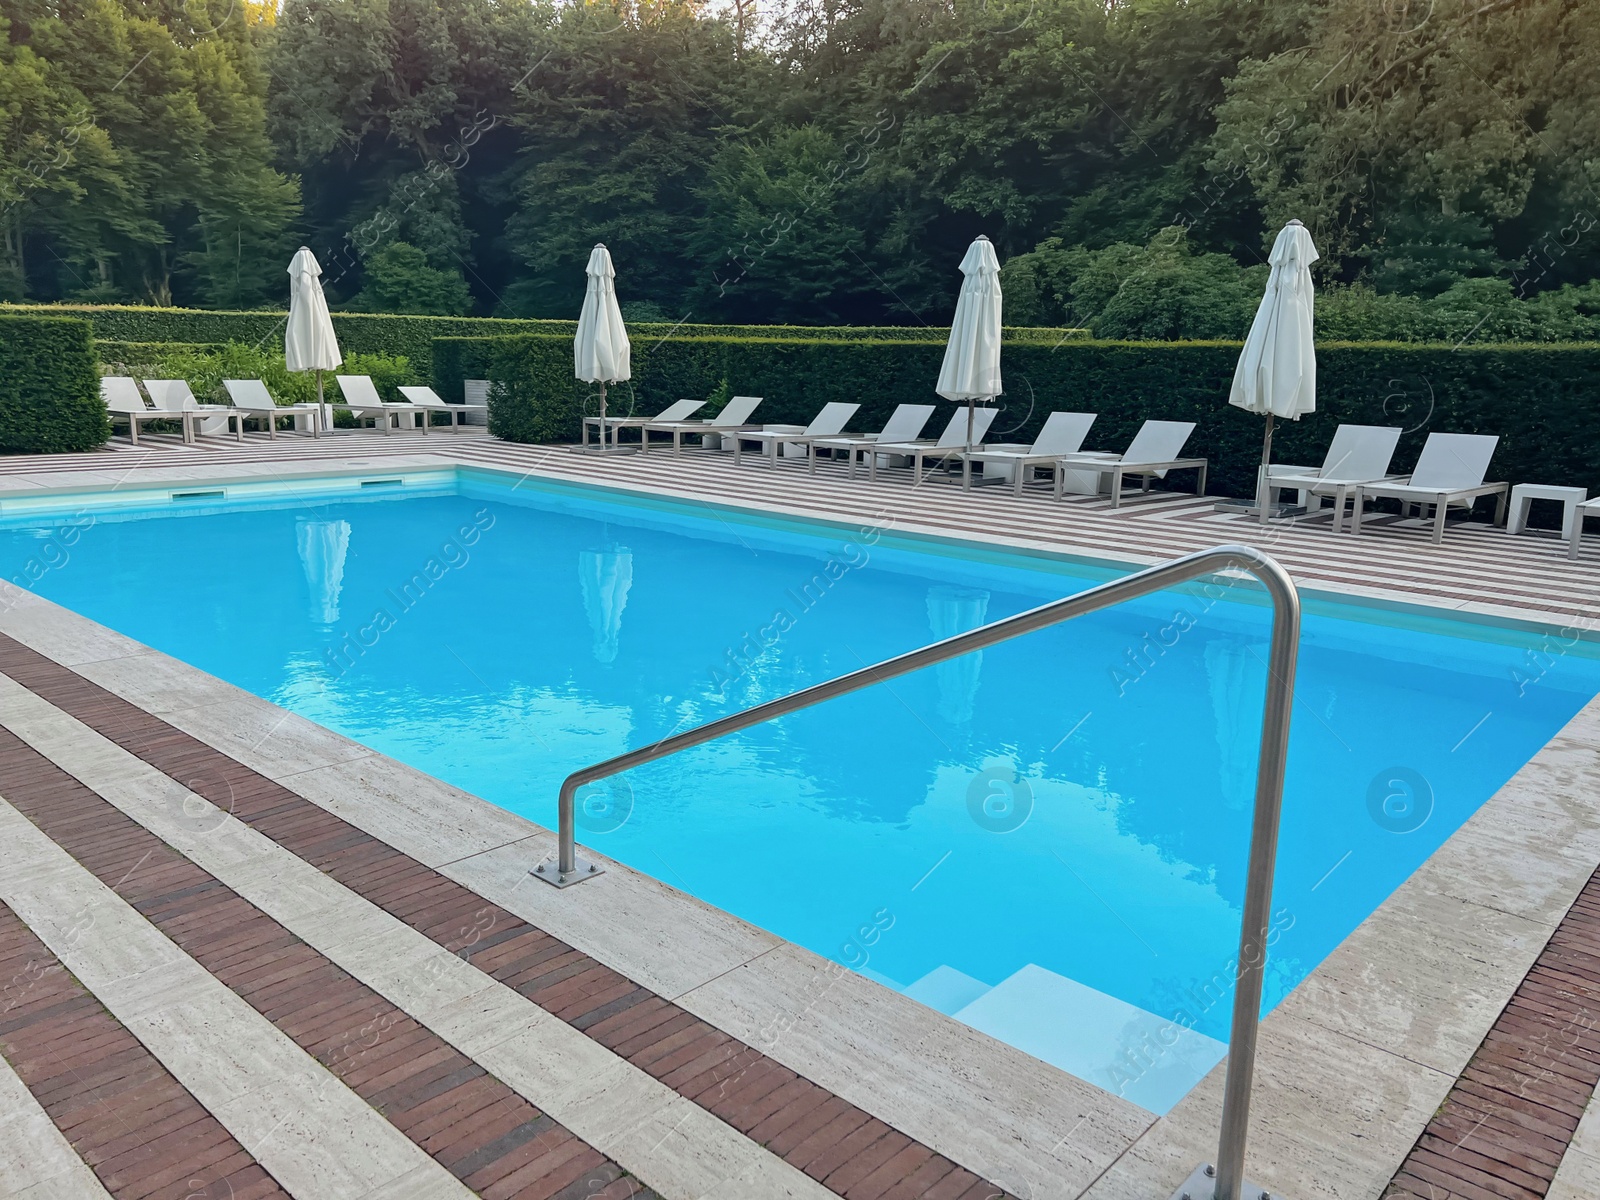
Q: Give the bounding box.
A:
[0,427,1597,1200]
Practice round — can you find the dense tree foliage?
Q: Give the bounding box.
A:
[4,0,1598,338]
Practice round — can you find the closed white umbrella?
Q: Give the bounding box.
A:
[574,244,631,451]
[936,235,1003,456]
[286,247,343,433]
[1229,219,1319,522]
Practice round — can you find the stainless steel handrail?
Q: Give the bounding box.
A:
[538,543,1301,1200]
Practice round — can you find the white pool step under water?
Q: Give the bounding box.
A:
[904,963,1228,1115]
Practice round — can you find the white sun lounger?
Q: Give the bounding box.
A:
[584,398,705,449]
[143,379,238,443]
[733,402,863,467]
[809,404,937,477]
[1351,432,1508,544]
[222,379,323,438]
[960,411,1098,494]
[1262,424,1402,533]
[867,407,1001,482]
[336,374,432,433]
[399,385,486,431]
[102,377,184,445]
[1050,419,1206,508]
[642,395,764,454]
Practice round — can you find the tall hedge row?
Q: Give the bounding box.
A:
[473,332,1600,500]
[0,304,1085,382]
[0,315,109,453]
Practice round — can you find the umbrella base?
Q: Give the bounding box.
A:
[1213,498,1307,520]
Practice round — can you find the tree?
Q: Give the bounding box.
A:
[267,0,543,310]
[1,0,297,305]
[349,240,472,314]
[496,0,736,318]
[1210,0,1600,290]
[1003,226,1267,339]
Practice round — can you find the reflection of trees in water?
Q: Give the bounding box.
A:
[1045,624,1265,906]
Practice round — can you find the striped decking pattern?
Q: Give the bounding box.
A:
[1385,864,1600,1200]
[0,722,657,1200]
[0,631,1015,1200]
[0,897,290,1199]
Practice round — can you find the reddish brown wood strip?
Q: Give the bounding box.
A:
[0,898,289,1200]
[1383,864,1600,1200]
[0,723,656,1200]
[0,632,1017,1200]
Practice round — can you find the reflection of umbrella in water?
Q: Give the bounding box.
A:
[297,518,350,625]
[927,586,990,724]
[1203,636,1257,809]
[579,546,633,664]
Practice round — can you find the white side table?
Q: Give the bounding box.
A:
[1507,483,1587,538]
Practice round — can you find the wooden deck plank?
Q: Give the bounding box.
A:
[0,898,290,1200]
[0,720,659,1200]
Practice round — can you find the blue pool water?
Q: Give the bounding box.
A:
[5,468,1597,1112]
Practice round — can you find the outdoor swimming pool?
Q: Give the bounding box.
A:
[4,466,1597,1114]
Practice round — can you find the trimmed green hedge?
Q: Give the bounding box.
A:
[1,305,1086,383]
[0,315,108,452]
[475,332,1600,499]
[91,340,419,407]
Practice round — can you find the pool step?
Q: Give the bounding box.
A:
[949,964,1227,1115]
[904,964,992,1015]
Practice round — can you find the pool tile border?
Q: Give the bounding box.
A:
[0,632,1020,1200]
[0,723,655,1200]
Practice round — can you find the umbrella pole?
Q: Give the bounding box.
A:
[317,370,325,435]
[1257,413,1275,524]
[599,381,608,451]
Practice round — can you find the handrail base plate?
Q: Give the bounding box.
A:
[1169,1163,1283,1200]
[531,855,606,887]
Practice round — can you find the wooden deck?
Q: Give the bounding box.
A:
[1386,863,1600,1200]
[0,427,1596,1200]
